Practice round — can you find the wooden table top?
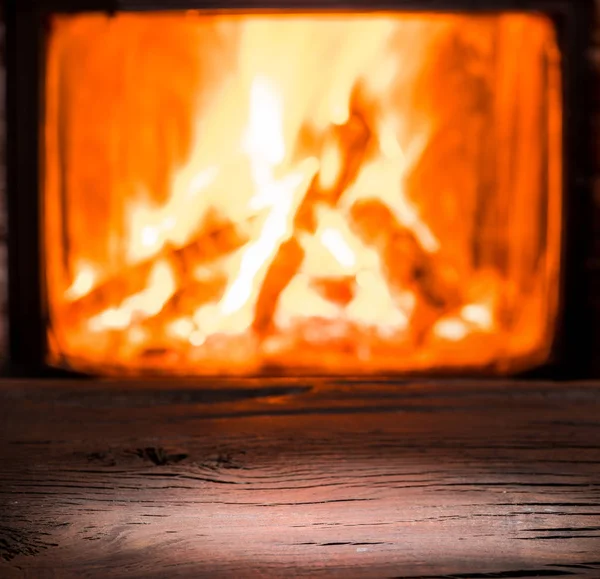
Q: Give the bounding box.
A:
[0,378,599,578]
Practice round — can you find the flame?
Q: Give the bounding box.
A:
[65,262,98,300]
[88,260,176,332]
[44,12,562,375]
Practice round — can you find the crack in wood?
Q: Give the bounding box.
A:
[132,447,189,466]
[394,569,582,578]
[0,526,60,562]
[517,535,600,540]
[524,526,600,532]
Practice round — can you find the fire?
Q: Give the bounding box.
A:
[44,12,562,375]
[88,260,176,332]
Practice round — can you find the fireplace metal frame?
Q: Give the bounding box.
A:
[4,0,596,378]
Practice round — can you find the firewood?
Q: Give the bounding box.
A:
[117,274,230,361]
[327,110,376,205]
[252,237,305,338]
[64,215,249,325]
[253,103,376,338]
[294,96,375,234]
[349,198,462,335]
[152,275,228,325]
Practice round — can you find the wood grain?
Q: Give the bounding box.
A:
[0,378,599,578]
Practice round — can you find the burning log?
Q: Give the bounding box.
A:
[349,198,462,341]
[252,237,305,338]
[131,274,229,355]
[156,275,227,323]
[64,216,249,325]
[253,103,376,338]
[294,93,376,233]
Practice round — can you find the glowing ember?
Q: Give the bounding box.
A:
[43,12,562,375]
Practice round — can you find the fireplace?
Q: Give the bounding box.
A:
[5,0,595,378]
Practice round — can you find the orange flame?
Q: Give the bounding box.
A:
[44,12,562,375]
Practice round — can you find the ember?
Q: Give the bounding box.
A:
[43,12,562,375]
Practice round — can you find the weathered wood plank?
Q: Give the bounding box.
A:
[0,379,599,578]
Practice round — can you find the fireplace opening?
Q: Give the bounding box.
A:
[41,11,564,376]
